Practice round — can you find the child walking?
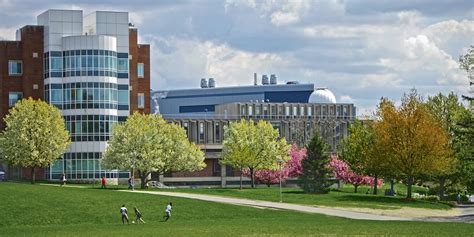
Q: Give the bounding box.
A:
[134,207,146,224]
[163,202,172,221]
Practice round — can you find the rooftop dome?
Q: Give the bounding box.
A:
[308,87,337,104]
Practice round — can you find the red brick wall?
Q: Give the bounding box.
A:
[0,25,44,180]
[171,159,215,177]
[129,28,150,114]
[0,25,44,130]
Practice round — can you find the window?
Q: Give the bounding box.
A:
[118,58,128,72]
[9,92,23,107]
[199,122,205,142]
[308,106,313,116]
[137,93,144,108]
[137,63,144,78]
[8,60,22,75]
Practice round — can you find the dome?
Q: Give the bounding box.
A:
[308,87,337,104]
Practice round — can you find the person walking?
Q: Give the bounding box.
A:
[128,178,134,190]
[120,205,129,224]
[101,176,106,189]
[134,207,146,224]
[60,173,66,186]
[163,202,172,221]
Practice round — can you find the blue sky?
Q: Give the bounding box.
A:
[0,0,472,114]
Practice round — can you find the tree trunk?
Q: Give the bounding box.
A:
[406,176,413,199]
[390,177,395,196]
[30,167,36,184]
[438,177,446,201]
[373,175,378,195]
[354,185,359,193]
[239,167,243,190]
[250,168,255,188]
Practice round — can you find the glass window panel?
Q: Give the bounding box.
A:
[137,63,144,78]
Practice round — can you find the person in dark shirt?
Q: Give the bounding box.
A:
[134,207,145,224]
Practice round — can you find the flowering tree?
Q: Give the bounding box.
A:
[244,144,306,187]
[330,157,383,193]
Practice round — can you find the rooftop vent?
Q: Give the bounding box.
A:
[208,78,215,88]
[200,78,208,88]
[270,74,277,85]
[262,75,269,85]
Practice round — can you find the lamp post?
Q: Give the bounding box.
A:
[277,156,284,203]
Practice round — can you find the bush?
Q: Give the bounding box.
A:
[420,195,440,202]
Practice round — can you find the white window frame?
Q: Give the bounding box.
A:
[137,63,144,78]
[8,60,23,76]
[137,93,145,109]
[9,92,23,107]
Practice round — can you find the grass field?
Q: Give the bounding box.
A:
[153,183,452,210]
[0,182,473,237]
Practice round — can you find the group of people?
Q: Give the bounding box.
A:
[120,202,173,224]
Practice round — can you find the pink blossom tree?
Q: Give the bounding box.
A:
[245,144,306,187]
[329,157,383,193]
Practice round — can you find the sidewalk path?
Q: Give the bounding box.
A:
[119,190,412,221]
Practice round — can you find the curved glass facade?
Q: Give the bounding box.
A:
[44,50,128,78]
[45,82,118,110]
[64,114,118,142]
[45,47,129,180]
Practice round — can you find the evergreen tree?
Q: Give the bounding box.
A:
[298,133,333,193]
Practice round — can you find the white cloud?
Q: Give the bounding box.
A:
[0,27,16,40]
[144,35,290,90]
[302,24,384,38]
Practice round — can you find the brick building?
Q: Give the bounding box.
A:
[0,9,150,182]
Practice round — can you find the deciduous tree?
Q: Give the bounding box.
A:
[373,90,455,199]
[102,113,205,188]
[244,144,306,187]
[0,98,71,183]
[426,92,471,199]
[221,119,290,189]
[338,120,389,195]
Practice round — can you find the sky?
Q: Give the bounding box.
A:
[0,0,472,114]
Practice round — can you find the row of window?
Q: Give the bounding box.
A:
[239,104,352,117]
[49,152,130,180]
[7,58,144,79]
[45,83,129,110]
[64,114,118,135]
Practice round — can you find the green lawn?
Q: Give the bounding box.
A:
[1,182,472,237]
[153,183,452,210]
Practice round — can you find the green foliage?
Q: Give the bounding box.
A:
[221,119,290,188]
[0,98,71,183]
[298,133,333,193]
[426,92,474,195]
[102,113,205,188]
[373,90,456,199]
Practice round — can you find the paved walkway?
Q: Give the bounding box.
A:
[119,190,412,221]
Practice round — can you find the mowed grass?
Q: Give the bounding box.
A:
[0,182,472,237]
[155,184,452,210]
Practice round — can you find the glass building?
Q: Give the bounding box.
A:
[33,10,145,181]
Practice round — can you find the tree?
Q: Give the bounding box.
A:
[373,90,455,199]
[0,98,71,184]
[451,105,474,193]
[243,144,306,187]
[459,45,473,105]
[426,92,471,199]
[329,157,383,193]
[298,133,333,194]
[102,113,205,189]
[221,119,290,189]
[338,120,389,195]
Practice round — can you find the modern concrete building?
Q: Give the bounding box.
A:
[0,9,150,182]
[151,82,356,187]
